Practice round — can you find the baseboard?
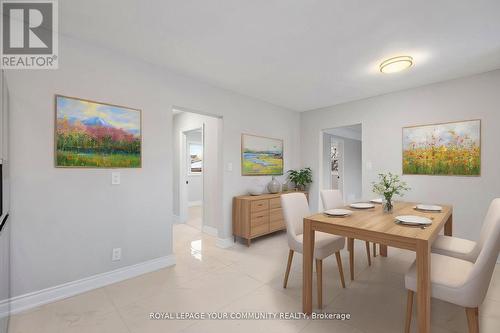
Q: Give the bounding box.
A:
[216,237,234,249]
[188,201,202,207]
[202,225,218,237]
[0,254,176,317]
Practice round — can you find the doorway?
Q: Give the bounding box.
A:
[172,108,223,238]
[183,128,204,230]
[321,124,362,205]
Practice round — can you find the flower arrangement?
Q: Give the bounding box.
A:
[372,172,410,212]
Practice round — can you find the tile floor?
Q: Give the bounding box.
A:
[186,205,202,230]
[8,224,500,333]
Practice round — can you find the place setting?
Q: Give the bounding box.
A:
[323,208,353,218]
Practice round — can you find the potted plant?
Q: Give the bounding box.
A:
[372,172,410,213]
[287,168,313,191]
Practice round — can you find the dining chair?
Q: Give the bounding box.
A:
[281,192,346,309]
[432,199,500,262]
[404,198,500,333]
[320,189,373,280]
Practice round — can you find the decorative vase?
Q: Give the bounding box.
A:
[267,176,282,194]
[383,196,393,213]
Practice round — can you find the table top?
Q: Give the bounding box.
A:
[305,201,452,248]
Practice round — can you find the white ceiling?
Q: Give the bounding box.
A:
[61,1,500,111]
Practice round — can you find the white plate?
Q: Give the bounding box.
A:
[324,209,353,217]
[350,202,375,209]
[370,198,383,204]
[395,215,433,225]
[415,204,442,212]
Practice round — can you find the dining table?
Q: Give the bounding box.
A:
[302,201,453,333]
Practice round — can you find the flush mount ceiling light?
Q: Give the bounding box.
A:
[379,56,413,74]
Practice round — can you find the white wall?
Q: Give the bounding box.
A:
[301,70,500,244]
[6,36,300,297]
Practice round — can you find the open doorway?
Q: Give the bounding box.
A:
[321,124,362,205]
[184,128,203,230]
[172,108,223,238]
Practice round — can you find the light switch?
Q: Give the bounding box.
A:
[111,172,121,185]
[227,162,233,172]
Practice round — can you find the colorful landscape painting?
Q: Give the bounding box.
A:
[55,95,141,168]
[403,120,480,176]
[242,134,283,175]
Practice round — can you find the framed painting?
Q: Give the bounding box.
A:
[55,95,142,168]
[402,119,480,176]
[241,134,283,176]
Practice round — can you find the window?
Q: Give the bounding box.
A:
[188,143,202,174]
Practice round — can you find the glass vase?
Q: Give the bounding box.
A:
[383,197,393,213]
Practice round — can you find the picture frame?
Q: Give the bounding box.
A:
[241,133,283,176]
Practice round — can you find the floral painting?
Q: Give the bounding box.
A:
[55,95,141,168]
[402,120,480,176]
[242,134,283,175]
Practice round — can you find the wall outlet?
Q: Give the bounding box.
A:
[111,172,121,185]
[227,162,233,172]
[112,248,122,261]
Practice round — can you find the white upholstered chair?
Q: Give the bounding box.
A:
[320,189,373,280]
[404,198,500,333]
[281,192,346,309]
[432,199,499,262]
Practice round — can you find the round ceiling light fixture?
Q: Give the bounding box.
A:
[379,55,413,74]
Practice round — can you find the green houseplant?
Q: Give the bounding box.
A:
[372,172,410,213]
[287,168,313,191]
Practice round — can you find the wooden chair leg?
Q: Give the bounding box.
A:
[373,242,377,257]
[405,290,414,333]
[335,251,346,288]
[465,307,479,333]
[316,259,323,309]
[365,241,371,266]
[348,238,354,280]
[283,250,294,288]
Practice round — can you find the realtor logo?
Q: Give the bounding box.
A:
[1,0,58,69]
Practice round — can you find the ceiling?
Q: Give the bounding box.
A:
[61,1,500,111]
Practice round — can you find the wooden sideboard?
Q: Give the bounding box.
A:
[232,191,308,246]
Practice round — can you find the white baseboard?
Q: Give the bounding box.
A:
[188,201,202,207]
[202,225,218,237]
[0,255,176,317]
[216,237,234,249]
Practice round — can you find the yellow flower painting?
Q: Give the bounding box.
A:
[403,120,480,176]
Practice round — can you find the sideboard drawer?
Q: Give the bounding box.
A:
[269,208,283,222]
[251,200,269,213]
[269,198,281,209]
[250,223,269,237]
[269,219,286,232]
[250,211,269,227]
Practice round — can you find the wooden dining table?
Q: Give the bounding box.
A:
[302,201,453,333]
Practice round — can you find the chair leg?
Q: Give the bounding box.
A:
[283,250,294,288]
[465,307,479,333]
[365,241,371,266]
[316,259,323,309]
[405,290,414,333]
[348,238,354,280]
[373,242,377,257]
[335,251,346,288]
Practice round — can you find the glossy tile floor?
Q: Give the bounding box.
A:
[9,224,500,333]
[186,205,202,230]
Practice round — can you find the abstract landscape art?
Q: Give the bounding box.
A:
[55,95,141,168]
[402,120,480,176]
[241,134,283,175]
